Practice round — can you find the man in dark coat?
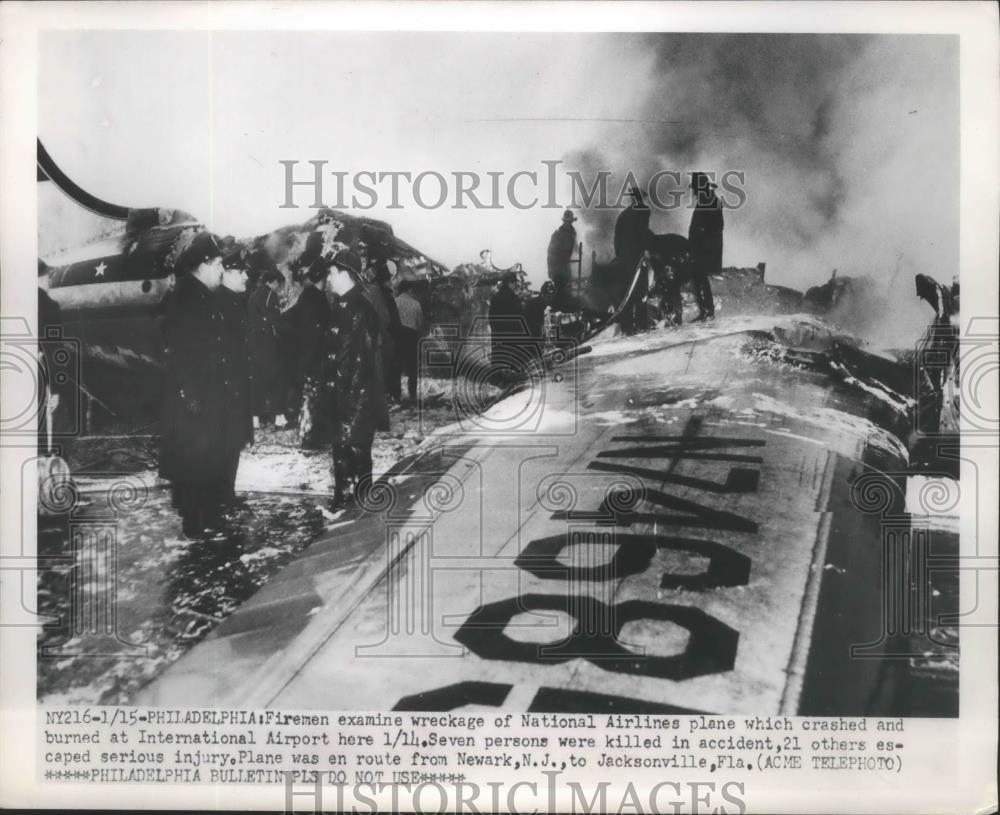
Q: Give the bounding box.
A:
[613,186,652,334]
[160,231,228,538]
[215,255,254,504]
[688,172,722,321]
[488,271,528,373]
[290,263,332,449]
[247,269,286,426]
[323,250,389,508]
[546,209,577,311]
[280,229,328,428]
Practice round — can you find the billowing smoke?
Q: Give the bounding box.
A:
[564,34,958,346]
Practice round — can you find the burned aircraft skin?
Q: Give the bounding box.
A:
[41,141,957,715]
[43,210,199,366]
[138,314,955,716]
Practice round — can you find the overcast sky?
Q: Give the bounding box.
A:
[40,30,957,341]
[40,32,652,269]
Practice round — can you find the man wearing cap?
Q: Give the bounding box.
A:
[323,249,390,508]
[160,230,229,537]
[614,186,653,334]
[688,172,722,321]
[215,254,254,505]
[547,209,577,311]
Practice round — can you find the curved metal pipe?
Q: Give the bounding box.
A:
[37,139,130,220]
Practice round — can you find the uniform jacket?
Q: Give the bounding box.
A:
[688,194,724,270]
[362,282,396,355]
[326,285,390,445]
[215,286,254,451]
[159,274,226,485]
[547,224,577,281]
[290,284,331,382]
[247,284,286,414]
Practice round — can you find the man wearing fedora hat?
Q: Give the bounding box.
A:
[547,209,578,311]
[688,172,722,321]
[614,186,653,334]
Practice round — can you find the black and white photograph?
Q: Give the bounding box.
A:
[1,2,997,813]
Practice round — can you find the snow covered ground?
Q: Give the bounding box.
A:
[235,376,502,494]
[40,375,503,704]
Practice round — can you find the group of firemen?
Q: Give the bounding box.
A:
[159,232,423,539]
[486,171,725,370]
[545,171,724,335]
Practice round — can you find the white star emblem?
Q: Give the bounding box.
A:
[95,261,107,277]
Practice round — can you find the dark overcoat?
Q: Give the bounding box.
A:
[688,196,724,273]
[547,224,576,283]
[289,284,333,447]
[215,286,254,457]
[488,284,527,366]
[326,285,389,446]
[247,284,286,416]
[159,274,227,486]
[292,284,332,384]
[613,204,653,303]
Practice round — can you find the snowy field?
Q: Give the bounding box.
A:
[38,375,502,704]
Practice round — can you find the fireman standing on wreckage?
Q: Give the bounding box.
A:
[688,171,722,321]
[614,186,653,334]
[546,209,578,311]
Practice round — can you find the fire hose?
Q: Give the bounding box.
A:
[534,255,647,369]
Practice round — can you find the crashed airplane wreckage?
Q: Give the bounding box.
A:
[37,139,447,422]
[138,312,957,716]
[38,137,958,466]
[38,143,958,715]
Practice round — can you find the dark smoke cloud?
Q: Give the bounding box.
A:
[564,33,958,346]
